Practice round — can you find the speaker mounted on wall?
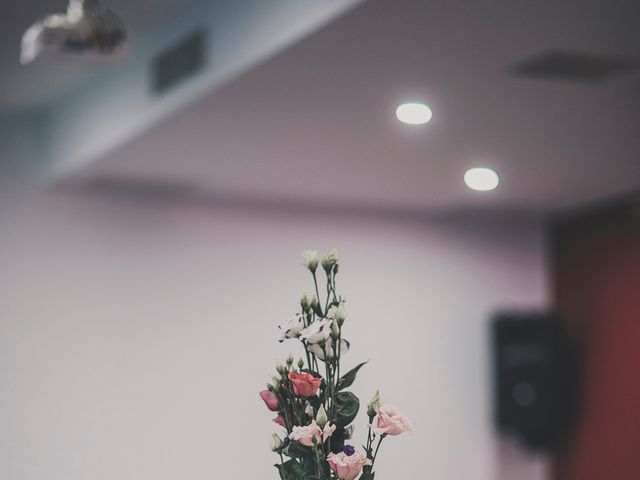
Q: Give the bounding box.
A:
[492,313,581,450]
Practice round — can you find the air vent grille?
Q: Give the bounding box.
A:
[76,175,195,201]
[510,50,638,83]
[152,29,207,94]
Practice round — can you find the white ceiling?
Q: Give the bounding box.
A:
[71,0,640,214]
[0,0,192,111]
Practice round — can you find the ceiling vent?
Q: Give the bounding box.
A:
[510,50,638,83]
[152,29,206,94]
[71,175,196,202]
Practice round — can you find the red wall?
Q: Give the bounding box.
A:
[553,201,640,480]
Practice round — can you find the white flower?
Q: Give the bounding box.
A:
[322,248,339,271]
[309,339,350,360]
[279,314,305,342]
[301,250,320,272]
[327,303,347,325]
[300,318,333,344]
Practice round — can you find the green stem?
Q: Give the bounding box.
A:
[365,425,374,457]
[303,340,313,371]
[329,340,337,420]
[283,377,305,426]
[335,331,341,390]
[324,357,334,453]
[324,358,332,411]
[324,279,331,313]
[371,435,385,469]
[277,390,293,433]
[312,271,323,317]
[314,445,324,478]
[330,270,338,302]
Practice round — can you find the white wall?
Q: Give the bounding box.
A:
[0,188,549,480]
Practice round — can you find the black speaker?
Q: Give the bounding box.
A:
[492,313,580,450]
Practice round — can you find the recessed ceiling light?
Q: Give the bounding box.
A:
[464,167,500,191]
[395,102,432,125]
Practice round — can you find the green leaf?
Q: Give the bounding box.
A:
[287,459,304,478]
[333,391,360,427]
[275,459,304,480]
[336,361,367,391]
[274,464,289,480]
[359,473,375,480]
[305,477,321,480]
[329,426,346,454]
[301,456,317,478]
[309,395,321,411]
[283,440,311,459]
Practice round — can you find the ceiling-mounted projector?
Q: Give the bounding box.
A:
[20,0,127,65]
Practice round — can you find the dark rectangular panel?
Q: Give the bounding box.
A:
[152,29,207,95]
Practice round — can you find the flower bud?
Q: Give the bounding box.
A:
[334,303,347,327]
[331,321,340,338]
[316,404,328,428]
[301,250,320,273]
[300,292,312,312]
[324,343,334,361]
[305,402,314,418]
[270,433,283,452]
[344,425,355,439]
[343,444,355,456]
[297,358,305,370]
[275,361,287,375]
[367,390,381,419]
[286,353,294,366]
[260,390,280,411]
[310,294,319,310]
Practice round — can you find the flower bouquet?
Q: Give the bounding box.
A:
[259,249,412,480]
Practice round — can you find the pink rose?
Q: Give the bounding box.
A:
[372,404,413,436]
[273,415,287,427]
[327,451,371,480]
[288,372,322,397]
[259,390,279,411]
[290,421,336,447]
